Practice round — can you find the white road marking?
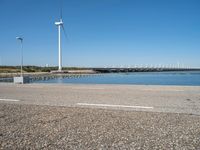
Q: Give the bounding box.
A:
[0,98,20,102]
[141,89,184,92]
[77,103,154,109]
[72,87,105,90]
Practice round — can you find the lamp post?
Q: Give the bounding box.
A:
[16,37,23,77]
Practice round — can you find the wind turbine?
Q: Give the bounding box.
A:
[55,3,67,72]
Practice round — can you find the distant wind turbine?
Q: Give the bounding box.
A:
[55,1,68,71]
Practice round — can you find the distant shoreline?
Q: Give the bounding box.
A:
[1,68,200,79]
[1,65,200,76]
[0,71,97,78]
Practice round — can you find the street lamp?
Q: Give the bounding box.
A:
[16,37,23,77]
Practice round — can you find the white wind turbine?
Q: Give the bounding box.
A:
[55,3,68,72]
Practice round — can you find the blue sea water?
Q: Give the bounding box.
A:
[34,71,200,86]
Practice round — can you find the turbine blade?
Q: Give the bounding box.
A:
[61,25,69,41]
[60,0,63,19]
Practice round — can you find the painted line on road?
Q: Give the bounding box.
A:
[0,98,20,102]
[77,103,154,109]
[142,89,184,92]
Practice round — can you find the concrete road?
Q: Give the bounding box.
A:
[1,83,200,149]
[0,83,200,115]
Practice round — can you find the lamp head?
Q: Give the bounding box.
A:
[16,37,23,42]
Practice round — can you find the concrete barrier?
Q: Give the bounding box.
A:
[13,77,29,84]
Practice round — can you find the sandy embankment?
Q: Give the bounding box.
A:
[0,70,97,78]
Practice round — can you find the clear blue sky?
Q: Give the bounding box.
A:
[0,0,200,67]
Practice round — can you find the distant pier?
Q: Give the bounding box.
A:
[92,67,200,73]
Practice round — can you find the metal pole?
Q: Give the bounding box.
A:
[0,56,2,66]
[21,40,23,77]
[16,37,23,77]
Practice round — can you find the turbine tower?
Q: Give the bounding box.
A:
[55,19,63,71]
[55,1,68,72]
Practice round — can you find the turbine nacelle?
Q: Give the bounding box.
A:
[55,19,63,26]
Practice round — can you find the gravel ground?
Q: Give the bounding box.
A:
[0,103,200,149]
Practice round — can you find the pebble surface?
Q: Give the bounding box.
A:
[1,103,200,149]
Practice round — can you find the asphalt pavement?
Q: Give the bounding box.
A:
[0,83,200,115]
[0,83,200,149]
